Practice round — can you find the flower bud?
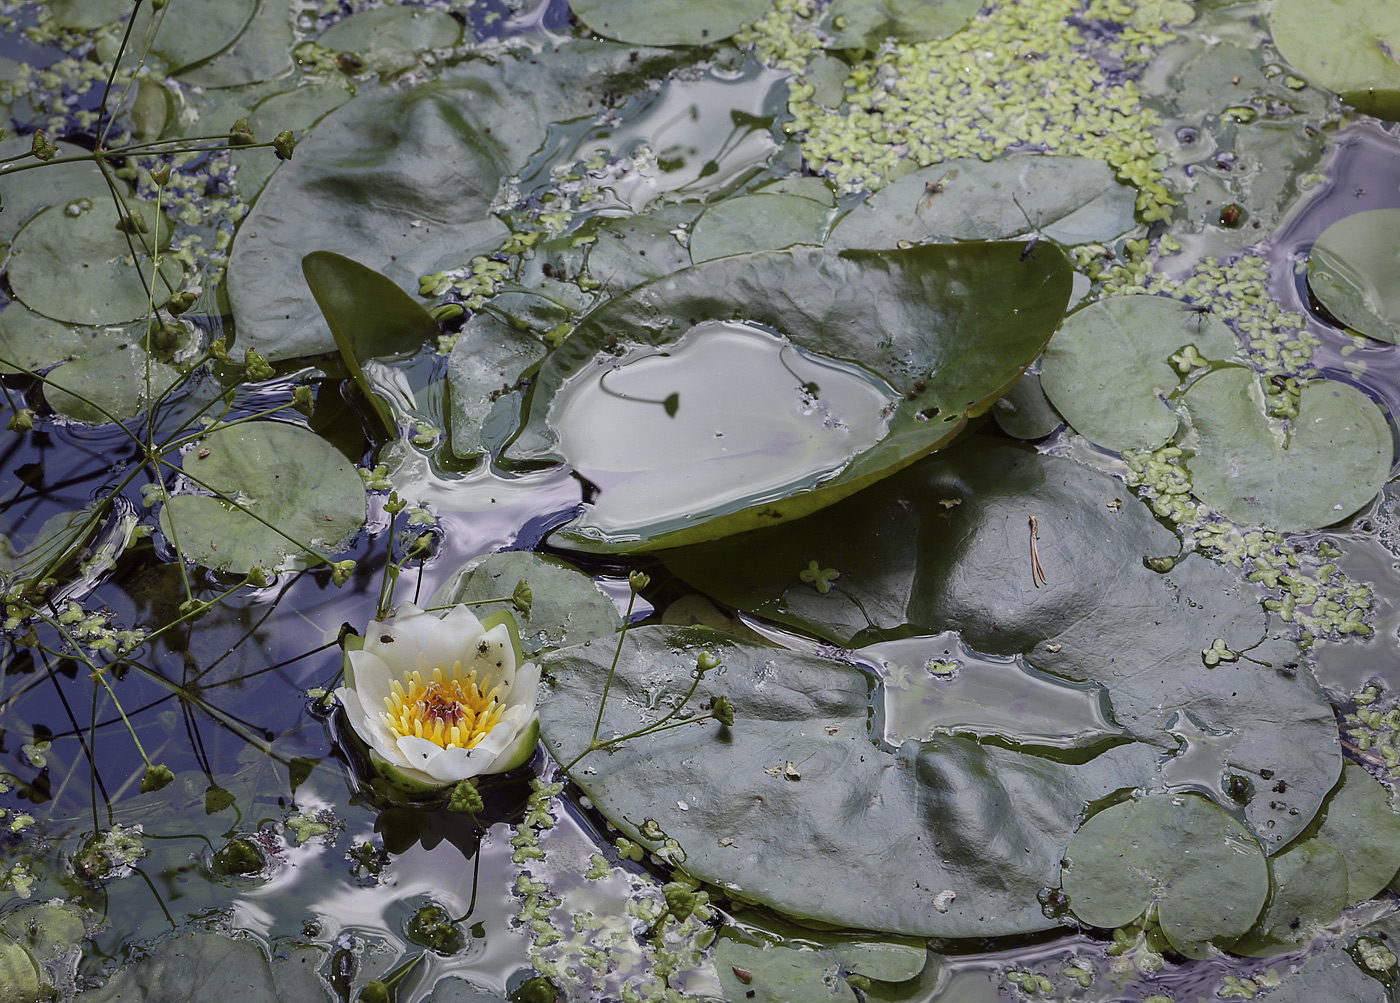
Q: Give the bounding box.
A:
[384,491,407,515]
[695,651,721,673]
[149,162,172,186]
[292,385,314,415]
[710,694,734,727]
[6,408,34,433]
[209,338,232,363]
[164,290,197,315]
[628,570,650,593]
[30,130,57,162]
[330,560,356,587]
[229,117,256,147]
[246,566,270,588]
[140,764,174,793]
[272,130,296,161]
[244,348,274,382]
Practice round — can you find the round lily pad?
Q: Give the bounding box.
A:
[42,341,181,424]
[688,193,831,263]
[1315,761,1400,906]
[160,422,366,575]
[567,0,771,46]
[829,157,1138,249]
[1233,839,1348,956]
[318,6,463,73]
[1181,367,1392,531]
[715,928,927,1003]
[430,550,621,655]
[1040,294,1241,452]
[506,242,1073,552]
[8,203,181,327]
[822,0,980,49]
[0,137,110,246]
[1061,793,1269,959]
[445,313,546,460]
[1271,0,1400,120]
[539,625,1158,938]
[1307,210,1400,344]
[990,370,1062,440]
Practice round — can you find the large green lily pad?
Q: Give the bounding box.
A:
[1271,0,1400,121]
[566,0,770,46]
[1040,294,1241,452]
[0,137,110,246]
[160,421,366,574]
[664,441,1340,849]
[582,204,705,296]
[1307,210,1400,344]
[317,6,463,60]
[714,927,927,1003]
[175,0,295,90]
[538,625,1157,937]
[42,340,181,424]
[227,43,686,360]
[1180,367,1392,531]
[506,242,1072,552]
[1060,793,1269,959]
[82,931,311,1003]
[828,157,1138,249]
[128,0,259,75]
[8,202,181,327]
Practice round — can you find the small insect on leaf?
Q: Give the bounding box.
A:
[732,968,754,985]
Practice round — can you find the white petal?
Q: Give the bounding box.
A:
[465,623,516,689]
[418,745,488,782]
[368,603,472,673]
[506,661,541,714]
[338,687,411,766]
[395,734,468,780]
[347,649,396,715]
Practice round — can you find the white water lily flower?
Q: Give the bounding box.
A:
[335,603,540,786]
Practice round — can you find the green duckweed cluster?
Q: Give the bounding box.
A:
[747,0,1185,216]
[511,778,716,1003]
[1343,684,1400,776]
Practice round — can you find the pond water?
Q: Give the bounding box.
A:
[3,1,1400,1002]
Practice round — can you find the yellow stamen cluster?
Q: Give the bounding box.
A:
[382,662,505,750]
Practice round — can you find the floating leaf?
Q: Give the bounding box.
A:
[1061,793,1269,959]
[160,421,366,575]
[1271,0,1400,121]
[665,441,1341,849]
[238,84,353,198]
[990,370,1062,440]
[0,932,43,1003]
[828,157,1138,249]
[689,193,831,263]
[0,137,110,247]
[1180,367,1392,531]
[1233,839,1348,956]
[507,243,1072,552]
[317,6,463,61]
[583,206,702,296]
[0,305,122,376]
[127,0,259,75]
[1040,294,1241,452]
[430,551,621,655]
[1256,941,1389,1003]
[445,313,546,459]
[822,0,980,49]
[81,931,286,1002]
[1314,762,1400,905]
[176,0,295,90]
[424,978,509,1003]
[8,202,181,327]
[42,339,181,424]
[1307,210,1400,344]
[714,927,927,1003]
[539,625,1158,938]
[227,43,685,360]
[566,0,770,46]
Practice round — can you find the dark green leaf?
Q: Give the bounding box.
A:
[1314,762,1400,905]
[1271,0,1400,120]
[1307,210,1400,344]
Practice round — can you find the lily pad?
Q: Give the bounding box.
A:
[0,933,43,1003]
[430,550,621,655]
[990,370,1062,440]
[1040,294,1241,452]
[1314,761,1400,905]
[160,421,366,574]
[539,625,1158,937]
[176,0,295,90]
[583,205,704,296]
[664,441,1341,849]
[42,340,181,424]
[1307,210,1400,344]
[8,202,181,327]
[1232,839,1348,956]
[822,0,981,49]
[317,7,463,58]
[1271,0,1400,121]
[0,137,110,246]
[714,928,927,1003]
[83,931,286,1003]
[128,0,259,75]
[1257,941,1389,1003]
[0,306,121,376]
[445,313,546,459]
[1060,793,1269,959]
[828,157,1138,249]
[238,84,353,198]
[566,0,770,46]
[227,43,686,360]
[1180,367,1392,531]
[689,193,831,263]
[507,242,1073,552]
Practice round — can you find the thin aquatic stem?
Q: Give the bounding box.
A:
[375,508,400,620]
[95,0,144,146]
[0,355,148,451]
[563,590,637,773]
[37,619,153,767]
[159,399,303,454]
